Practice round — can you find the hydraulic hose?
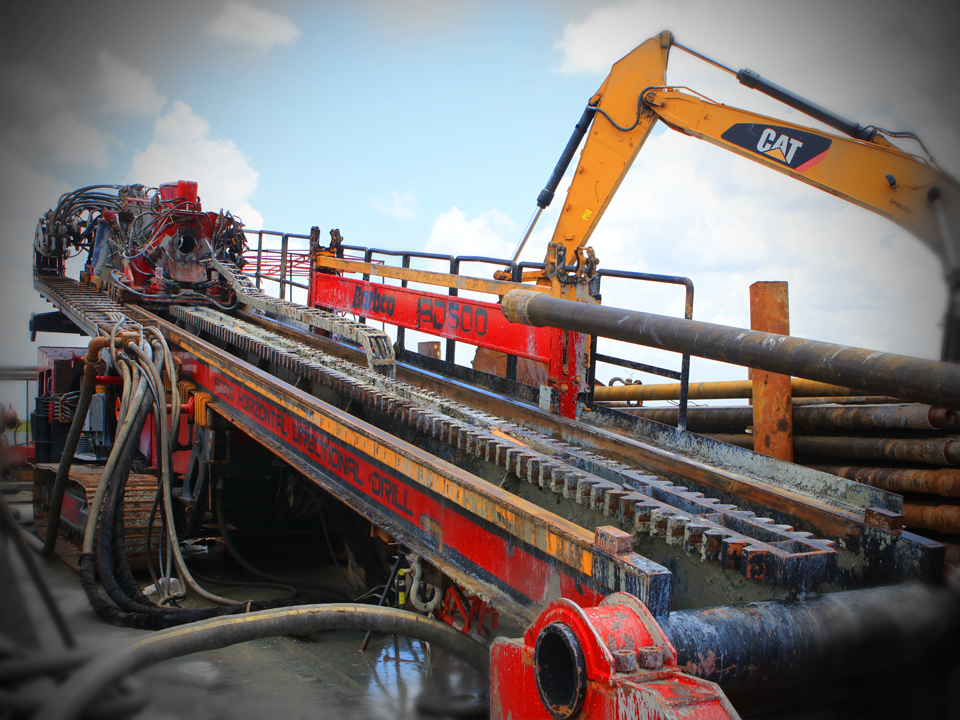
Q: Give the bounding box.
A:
[38,604,491,720]
[108,357,172,608]
[95,386,158,613]
[43,383,92,555]
[75,342,265,628]
[95,379,219,619]
[80,344,150,557]
[42,333,135,555]
[125,340,238,606]
[145,328,180,443]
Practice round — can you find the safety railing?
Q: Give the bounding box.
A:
[341,246,519,366]
[595,268,694,431]
[242,230,312,300]
[514,263,694,430]
[243,233,692,428]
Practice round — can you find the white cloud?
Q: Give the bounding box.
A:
[554,1,960,176]
[127,101,264,227]
[206,1,300,53]
[578,129,944,368]
[372,190,418,220]
[555,1,672,76]
[94,50,166,116]
[542,0,955,375]
[424,207,518,260]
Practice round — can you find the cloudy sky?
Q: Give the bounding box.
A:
[1,0,958,415]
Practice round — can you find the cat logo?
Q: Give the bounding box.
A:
[756,128,803,164]
[721,124,832,172]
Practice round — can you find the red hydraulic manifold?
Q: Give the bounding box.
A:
[491,593,738,720]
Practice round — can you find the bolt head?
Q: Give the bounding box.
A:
[613,649,638,673]
[637,646,663,669]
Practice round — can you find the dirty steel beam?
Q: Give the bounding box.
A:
[227,303,943,586]
[143,309,672,621]
[661,583,960,695]
[179,305,838,598]
[503,289,960,410]
[595,379,862,402]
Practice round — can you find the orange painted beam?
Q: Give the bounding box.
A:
[750,281,793,461]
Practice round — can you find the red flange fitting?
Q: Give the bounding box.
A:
[490,592,740,719]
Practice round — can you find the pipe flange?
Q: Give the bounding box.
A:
[533,622,588,720]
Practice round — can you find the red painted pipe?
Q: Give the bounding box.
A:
[114,397,194,417]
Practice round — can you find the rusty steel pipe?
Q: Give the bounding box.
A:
[902,503,960,534]
[623,403,955,431]
[791,403,956,430]
[503,289,960,409]
[790,395,899,405]
[709,433,960,465]
[621,406,756,427]
[661,583,960,695]
[811,465,960,498]
[594,378,859,402]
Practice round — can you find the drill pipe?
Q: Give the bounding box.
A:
[811,465,960,498]
[709,434,960,465]
[660,583,960,696]
[595,378,859,402]
[502,289,960,409]
[790,396,899,405]
[902,503,960,534]
[621,404,955,431]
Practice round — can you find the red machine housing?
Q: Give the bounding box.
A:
[491,593,738,720]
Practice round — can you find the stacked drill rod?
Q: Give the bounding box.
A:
[501,288,960,552]
[601,397,960,544]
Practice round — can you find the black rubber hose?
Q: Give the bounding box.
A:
[1,677,149,720]
[0,492,76,648]
[101,394,213,615]
[42,382,94,555]
[96,394,163,613]
[79,402,297,627]
[79,554,206,629]
[38,604,491,720]
[110,476,163,610]
[0,649,92,683]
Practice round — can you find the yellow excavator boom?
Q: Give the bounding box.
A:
[522,30,960,356]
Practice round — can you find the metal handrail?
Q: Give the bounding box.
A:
[246,233,693,427]
[595,269,694,430]
[244,230,310,300]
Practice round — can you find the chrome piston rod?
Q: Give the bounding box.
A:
[501,289,960,410]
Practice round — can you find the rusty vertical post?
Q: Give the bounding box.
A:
[750,281,793,461]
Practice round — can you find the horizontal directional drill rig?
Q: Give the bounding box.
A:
[23,32,960,720]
